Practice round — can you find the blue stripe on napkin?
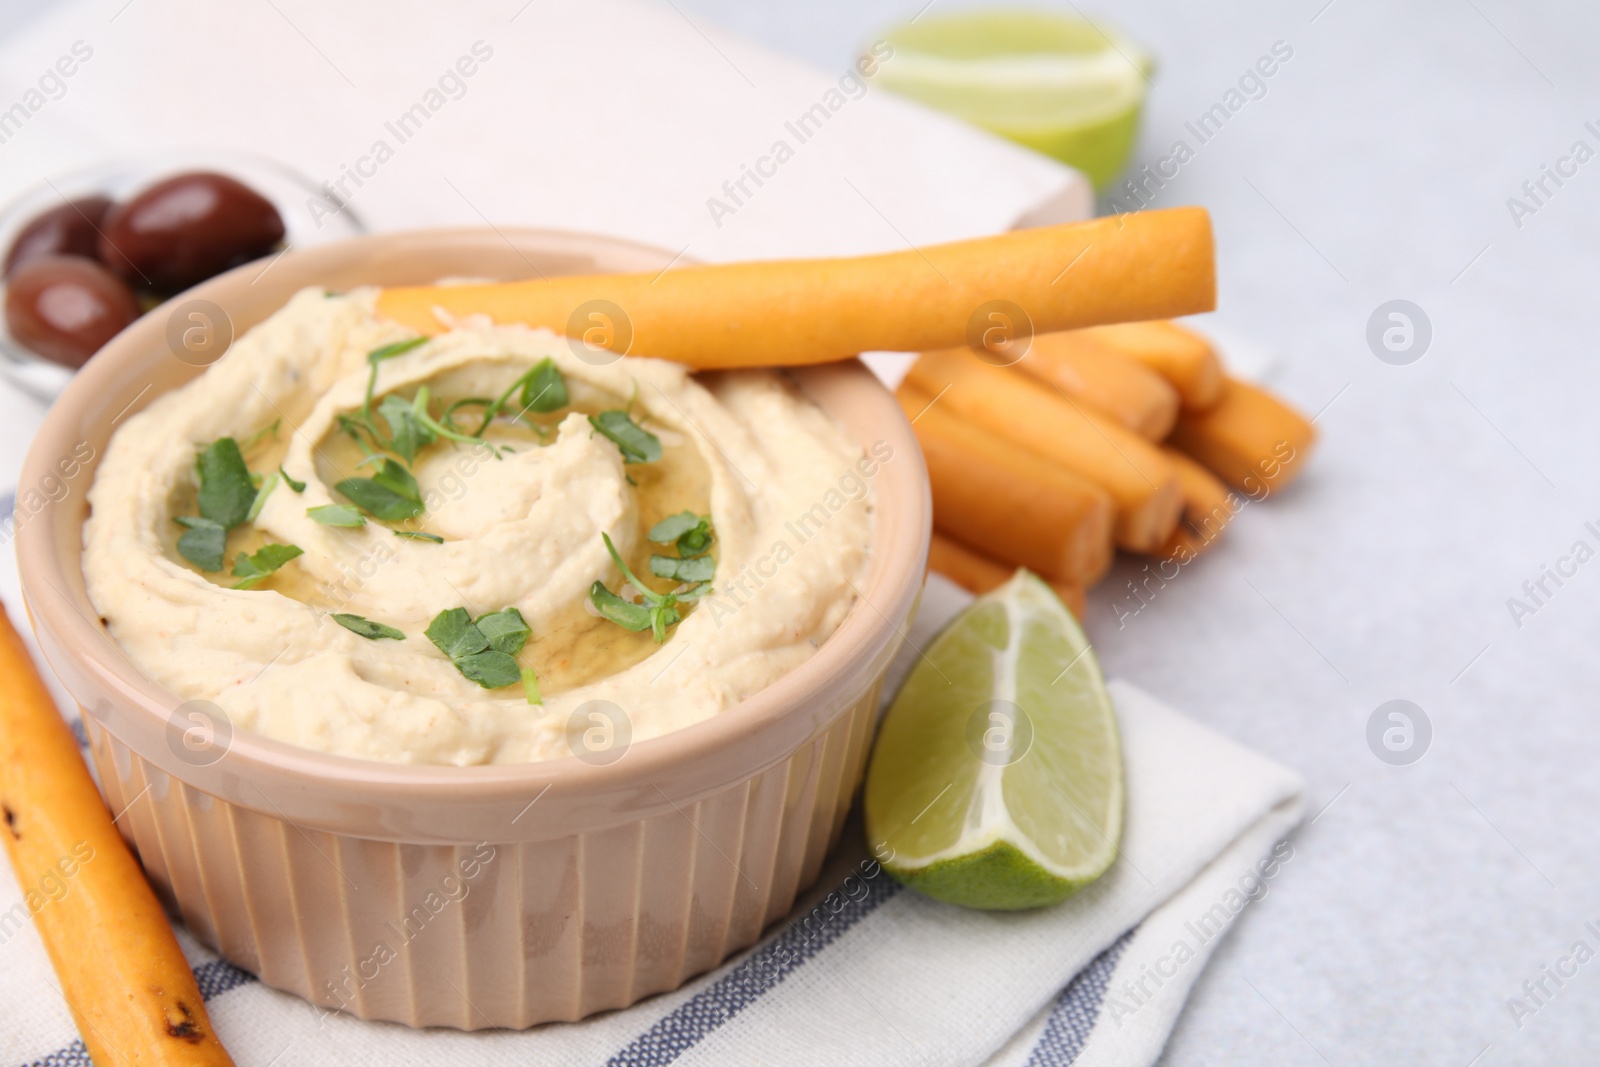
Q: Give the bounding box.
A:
[1023,927,1136,1067]
[607,862,903,1066]
[22,1040,91,1067]
[20,960,255,1067]
[192,957,258,1000]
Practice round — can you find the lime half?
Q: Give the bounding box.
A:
[865,570,1124,910]
[868,11,1152,189]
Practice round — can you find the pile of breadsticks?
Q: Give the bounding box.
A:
[903,320,1314,618]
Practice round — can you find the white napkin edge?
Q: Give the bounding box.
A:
[983,792,1306,1067]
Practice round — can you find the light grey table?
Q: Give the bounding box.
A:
[679,1,1600,1063]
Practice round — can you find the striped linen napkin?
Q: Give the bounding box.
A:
[1,575,1303,1067]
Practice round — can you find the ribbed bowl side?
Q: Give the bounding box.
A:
[82,680,881,1029]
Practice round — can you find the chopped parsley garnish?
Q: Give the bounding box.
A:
[307,504,366,527]
[589,581,666,634]
[425,606,531,690]
[405,386,495,449]
[394,530,444,543]
[346,345,568,468]
[426,607,487,659]
[368,337,429,375]
[476,607,533,654]
[646,511,715,583]
[281,466,306,493]
[521,358,569,414]
[331,613,404,640]
[649,511,713,557]
[195,438,255,529]
[335,459,423,522]
[430,358,569,442]
[649,554,715,583]
[174,437,257,571]
[246,472,278,523]
[377,394,437,464]
[231,543,303,589]
[589,410,661,464]
[476,357,570,433]
[174,516,226,572]
[589,532,709,643]
[334,338,430,458]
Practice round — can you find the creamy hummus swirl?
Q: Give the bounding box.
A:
[83,288,876,764]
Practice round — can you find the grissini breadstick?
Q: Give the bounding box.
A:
[1013,333,1180,440]
[375,208,1216,368]
[897,384,1114,586]
[1157,448,1238,561]
[1073,321,1225,411]
[927,533,1086,619]
[0,603,235,1067]
[906,348,1183,553]
[1169,376,1316,496]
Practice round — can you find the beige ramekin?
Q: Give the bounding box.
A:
[14,229,929,1029]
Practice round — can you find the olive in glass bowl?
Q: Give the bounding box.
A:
[0,152,365,400]
[3,196,113,276]
[4,256,139,369]
[98,172,286,294]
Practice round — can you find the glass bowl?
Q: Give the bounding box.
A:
[0,149,366,402]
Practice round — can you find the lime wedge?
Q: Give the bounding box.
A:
[864,570,1123,910]
[868,11,1152,189]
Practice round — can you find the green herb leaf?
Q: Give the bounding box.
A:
[231,543,303,589]
[246,472,279,523]
[649,554,715,583]
[520,358,568,413]
[652,602,681,643]
[600,531,656,599]
[196,438,255,528]
[590,532,696,642]
[308,504,366,527]
[371,458,421,503]
[404,386,494,451]
[344,416,376,451]
[335,478,422,521]
[649,511,713,557]
[521,667,542,705]
[475,607,531,656]
[425,607,489,660]
[588,580,654,631]
[454,649,523,689]
[674,583,713,603]
[426,607,531,689]
[394,530,444,543]
[281,466,306,493]
[175,516,226,572]
[648,511,702,543]
[378,394,437,464]
[439,397,490,435]
[676,523,713,558]
[332,613,405,640]
[358,338,429,443]
[368,337,428,365]
[589,410,662,464]
[335,457,425,522]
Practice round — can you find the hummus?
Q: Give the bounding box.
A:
[83,288,880,764]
